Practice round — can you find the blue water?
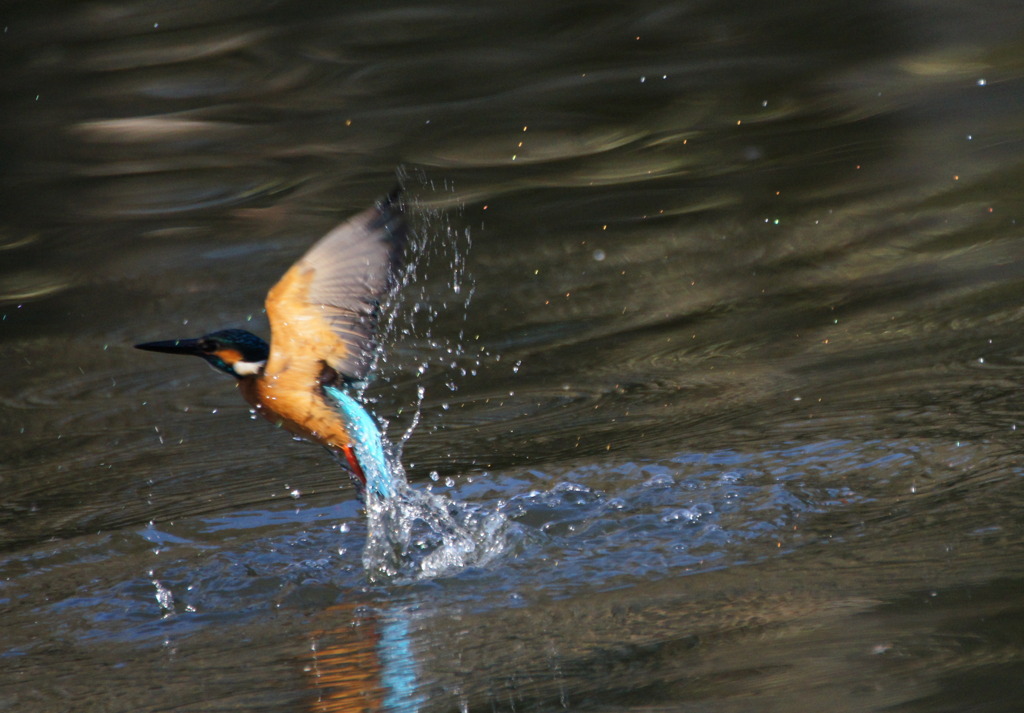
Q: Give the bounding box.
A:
[3,439,905,645]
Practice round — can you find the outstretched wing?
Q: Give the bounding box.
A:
[264,189,407,382]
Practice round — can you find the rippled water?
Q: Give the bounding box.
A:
[4,1,1024,711]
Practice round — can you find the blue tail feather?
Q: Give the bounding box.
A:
[323,385,394,499]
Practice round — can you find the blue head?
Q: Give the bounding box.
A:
[135,328,269,379]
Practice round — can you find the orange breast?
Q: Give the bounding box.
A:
[237,372,351,453]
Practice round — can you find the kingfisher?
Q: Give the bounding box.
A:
[135,189,407,499]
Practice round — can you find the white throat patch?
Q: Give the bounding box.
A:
[232,360,266,376]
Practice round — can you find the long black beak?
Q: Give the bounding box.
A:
[134,338,204,356]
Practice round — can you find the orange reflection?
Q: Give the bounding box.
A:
[306,604,384,713]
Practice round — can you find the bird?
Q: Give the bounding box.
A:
[135,188,407,499]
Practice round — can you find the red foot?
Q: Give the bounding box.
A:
[341,444,367,489]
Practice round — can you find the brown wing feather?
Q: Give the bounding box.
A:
[264,190,407,382]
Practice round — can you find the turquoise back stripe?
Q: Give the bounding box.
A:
[323,385,394,499]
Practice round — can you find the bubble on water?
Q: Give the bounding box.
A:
[661,508,695,524]
[642,473,676,488]
[660,502,714,524]
[552,481,589,493]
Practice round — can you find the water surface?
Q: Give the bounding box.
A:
[3,1,1024,711]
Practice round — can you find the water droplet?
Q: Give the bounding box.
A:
[152,579,174,613]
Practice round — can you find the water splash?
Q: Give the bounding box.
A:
[346,177,524,582]
[326,382,521,582]
[360,462,523,583]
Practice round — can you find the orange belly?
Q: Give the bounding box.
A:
[237,374,351,453]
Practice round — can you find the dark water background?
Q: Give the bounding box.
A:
[3,1,1024,711]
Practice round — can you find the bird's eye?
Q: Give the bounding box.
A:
[198,339,216,353]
